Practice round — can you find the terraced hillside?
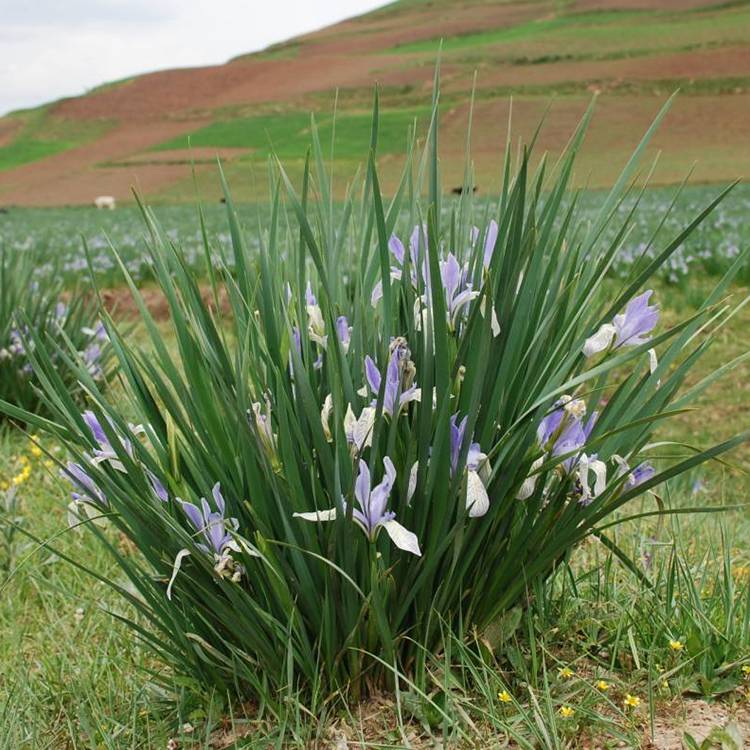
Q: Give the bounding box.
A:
[1,0,748,205]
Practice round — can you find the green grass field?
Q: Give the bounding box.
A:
[392,5,750,57]
[2,336,748,746]
[2,183,748,286]
[153,107,428,160]
[1,4,750,741]
[1,185,749,746]
[0,107,113,173]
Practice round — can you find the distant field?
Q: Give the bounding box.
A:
[393,5,750,56]
[0,0,748,205]
[1,183,748,289]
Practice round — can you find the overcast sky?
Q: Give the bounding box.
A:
[0,0,386,116]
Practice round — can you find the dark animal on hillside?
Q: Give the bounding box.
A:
[0,207,8,214]
[451,186,477,195]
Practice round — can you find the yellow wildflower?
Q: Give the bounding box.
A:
[0,480,8,491]
[19,454,29,465]
[498,690,512,704]
[558,706,575,718]
[623,694,640,709]
[30,444,42,458]
[669,639,684,652]
[595,680,610,691]
[741,665,750,677]
[12,467,31,486]
[44,460,54,470]
[558,666,574,680]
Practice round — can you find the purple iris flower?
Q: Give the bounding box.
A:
[485,220,498,268]
[476,220,498,268]
[389,233,406,265]
[439,253,478,328]
[335,315,351,352]
[446,412,492,516]
[95,321,108,341]
[81,409,115,455]
[536,400,567,447]
[83,343,103,379]
[293,457,421,554]
[537,399,597,472]
[305,282,317,307]
[449,414,484,477]
[371,225,428,305]
[351,457,397,537]
[83,410,126,453]
[147,470,169,502]
[395,225,428,282]
[82,409,136,465]
[180,483,239,555]
[289,324,324,371]
[554,416,597,473]
[363,341,420,417]
[348,458,421,553]
[613,290,659,347]
[82,320,108,341]
[583,290,660,357]
[63,461,106,506]
[83,410,111,448]
[8,328,26,357]
[625,462,655,490]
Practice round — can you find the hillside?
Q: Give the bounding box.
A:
[1,0,749,206]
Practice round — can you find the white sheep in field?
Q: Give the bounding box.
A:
[94,195,116,210]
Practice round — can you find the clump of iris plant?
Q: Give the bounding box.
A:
[0,250,116,421]
[5,85,748,714]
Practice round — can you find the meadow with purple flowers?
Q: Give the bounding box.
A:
[0,86,749,748]
[1,182,749,289]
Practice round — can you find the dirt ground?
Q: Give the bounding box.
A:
[196,695,750,748]
[649,700,750,749]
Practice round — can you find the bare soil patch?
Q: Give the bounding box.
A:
[649,699,750,749]
[196,694,750,748]
[100,284,230,322]
[0,117,22,148]
[468,45,750,91]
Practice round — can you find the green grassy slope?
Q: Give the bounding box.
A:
[1,0,749,203]
[154,108,428,160]
[0,106,113,172]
